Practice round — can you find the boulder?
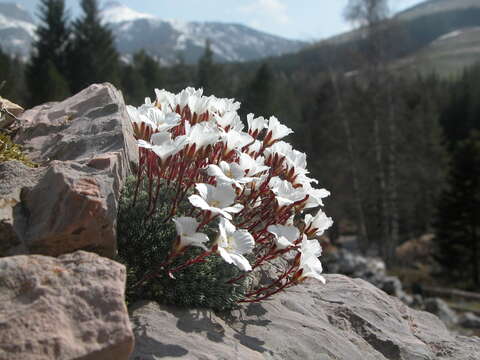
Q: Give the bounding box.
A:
[0,161,44,257]
[423,298,459,326]
[0,251,134,360]
[459,312,480,329]
[1,83,137,258]
[130,274,480,360]
[323,249,387,287]
[380,276,404,298]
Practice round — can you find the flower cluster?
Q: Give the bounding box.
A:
[127,87,333,303]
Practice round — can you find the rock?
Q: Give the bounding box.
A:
[381,276,404,297]
[459,312,480,329]
[0,96,24,130]
[323,249,386,287]
[412,294,424,308]
[423,298,459,326]
[0,251,134,360]
[396,234,435,267]
[1,83,138,258]
[130,274,480,360]
[0,161,44,257]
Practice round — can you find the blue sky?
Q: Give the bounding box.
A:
[11,0,425,40]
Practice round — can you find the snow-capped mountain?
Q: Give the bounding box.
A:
[0,2,35,58]
[0,1,305,64]
[101,2,306,64]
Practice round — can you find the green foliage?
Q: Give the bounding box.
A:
[117,177,248,311]
[0,49,27,105]
[67,0,120,93]
[196,40,224,96]
[434,131,480,289]
[440,63,480,148]
[26,0,70,106]
[0,133,36,167]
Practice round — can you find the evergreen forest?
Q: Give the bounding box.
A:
[1,0,480,290]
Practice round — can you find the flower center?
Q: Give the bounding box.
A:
[224,235,235,251]
[210,200,221,207]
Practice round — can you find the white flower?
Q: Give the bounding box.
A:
[238,153,269,176]
[176,87,204,109]
[186,122,221,149]
[265,116,293,145]
[214,111,244,131]
[297,235,325,283]
[139,133,187,163]
[127,105,156,135]
[300,235,322,258]
[267,224,300,249]
[172,216,209,251]
[154,88,175,109]
[269,177,306,208]
[246,140,263,157]
[138,104,180,133]
[266,141,308,176]
[208,96,240,115]
[304,211,333,237]
[222,129,253,152]
[216,218,254,271]
[247,113,266,135]
[188,183,243,220]
[298,255,326,284]
[303,187,331,208]
[207,161,255,189]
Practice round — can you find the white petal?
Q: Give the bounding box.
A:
[232,230,255,254]
[229,253,252,271]
[188,194,211,211]
[222,203,244,214]
[182,233,209,250]
[218,247,234,264]
[172,216,198,235]
[195,183,210,201]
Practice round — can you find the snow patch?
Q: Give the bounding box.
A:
[101,2,154,24]
[0,13,36,37]
[438,30,464,41]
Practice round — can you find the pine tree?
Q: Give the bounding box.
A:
[26,0,70,106]
[243,63,276,117]
[67,0,119,93]
[196,40,222,95]
[0,50,27,105]
[434,131,480,289]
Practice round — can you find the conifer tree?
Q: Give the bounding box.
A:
[434,131,480,288]
[243,63,276,117]
[196,40,222,95]
[26,0,70,106]
[67,0,119,93]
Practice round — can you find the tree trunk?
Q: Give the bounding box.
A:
[371,79,389,259]
[385,80,399,266]
[330,71,369,253]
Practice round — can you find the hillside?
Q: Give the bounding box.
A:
[271,0,480,78]
[0,3,35,59]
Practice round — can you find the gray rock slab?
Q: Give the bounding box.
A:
[0,251,134,360]
[130,274,480,360]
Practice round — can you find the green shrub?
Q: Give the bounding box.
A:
[117,177,249,311]
[0,133,36,167]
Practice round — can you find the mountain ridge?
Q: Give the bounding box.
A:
[0,1,305,64]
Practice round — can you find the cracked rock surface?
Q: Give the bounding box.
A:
[130,274,480,360]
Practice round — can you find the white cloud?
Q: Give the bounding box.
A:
[241,0,290,25]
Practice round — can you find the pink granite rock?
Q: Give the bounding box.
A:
[1,83,137,257]
[0,251,134,360]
